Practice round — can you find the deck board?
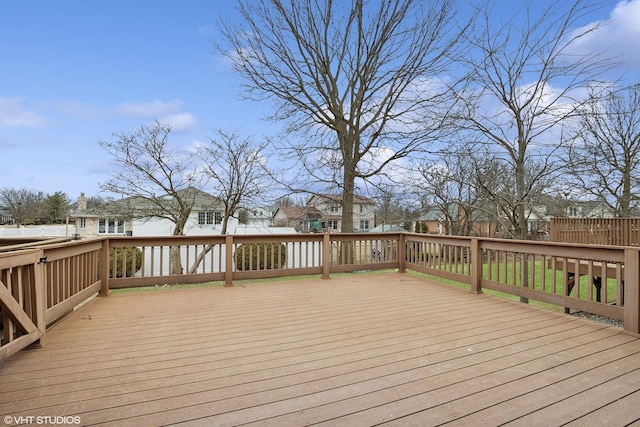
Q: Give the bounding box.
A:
[1,272,639,426]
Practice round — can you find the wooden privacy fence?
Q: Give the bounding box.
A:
[2,232,640,362]
[551,217,640,246]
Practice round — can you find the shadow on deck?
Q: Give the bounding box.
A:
[1,272,639,426]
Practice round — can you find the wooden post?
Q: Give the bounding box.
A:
[397,233,406,273]
[322,233,330,279]
[33,249,48,347]
[470,238,482,294]
[624,248,640,336]
[99,238,110,296]
[225,235,234,287]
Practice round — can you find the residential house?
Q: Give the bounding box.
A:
[417,209,445,234]
[418,205,499,237]
[272,206,323,232]
[239,206,275,227]
[70,188,236,238]
[307,194,376,232]
[0,209,13,225]
[527,195,616,237]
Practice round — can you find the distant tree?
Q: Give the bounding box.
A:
[46,191,71,224]
[85,195,112,211]
[456,0,611,239]
[220,0,470,232]
[416,149,490,236]
[374,184,418,229]
[0,187,45,227]
[566,84,640,217]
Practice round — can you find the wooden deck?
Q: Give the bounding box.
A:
[1,272,639,426]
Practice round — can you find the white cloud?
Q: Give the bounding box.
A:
[157,112,198,131]
[114,99,184,117]
[570,0,640,69]
[0,97,46,128]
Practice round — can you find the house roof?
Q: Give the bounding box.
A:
[275,206,322,220]
[308,194,375,205]
[418,210,443,221]
[71,187,224,218]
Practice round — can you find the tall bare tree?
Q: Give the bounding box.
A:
[219,0,469,232]
[457,0,611,239]
[566,84,640,217]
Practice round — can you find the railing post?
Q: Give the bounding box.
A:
[397,233,406,273]
[225,235,234,286]
[470,238,482,294]
[99,238,110,296]
[322,233,330,279]
[33,249,48,346]
[624,248,640,336]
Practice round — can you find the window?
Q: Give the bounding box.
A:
[330,204,339,213]
[359,205,363,213]
[198,211,222,225]
[79,217,86,229]
[360,220,370,230]
[98,218,124,234]
[328,220,339,230]
[198,211,214,225]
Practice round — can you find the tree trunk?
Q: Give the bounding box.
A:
[170,217,188,275]
[342,169,355,233]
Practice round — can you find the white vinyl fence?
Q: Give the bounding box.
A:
[0,225,73,238]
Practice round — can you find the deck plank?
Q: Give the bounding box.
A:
[1,272,638,426]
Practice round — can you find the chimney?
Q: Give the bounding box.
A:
[78,193,87,211]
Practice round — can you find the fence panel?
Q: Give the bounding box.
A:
[42,241,102,324]
[404,234,472,284]
[0,250,44,362]
[551,217,640,246]
[106,236,228,289]
[479,240,625,320]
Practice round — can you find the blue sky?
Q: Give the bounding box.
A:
[1,0,639,200]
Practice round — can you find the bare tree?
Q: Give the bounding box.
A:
[374,184,419,230]
[457,0,611,239]
[219,0,469,232]
[198,130,270,234]
[99,121,204,274]
[469,151,552,238]
[0,187,45,227]
[99,120,202,237]
[416,150,491,236]
[188,131,270,273]
[566,84,640,217]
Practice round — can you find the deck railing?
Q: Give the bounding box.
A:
[551,217,640,246]
[1,232,639,362]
